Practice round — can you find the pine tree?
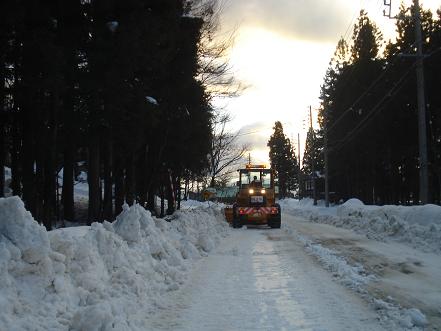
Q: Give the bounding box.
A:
[267,121,298,198]
[351,10,383,63]
[302,129,324,177]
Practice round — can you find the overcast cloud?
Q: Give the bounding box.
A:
[235,122,273,150]
[221,0,355,42]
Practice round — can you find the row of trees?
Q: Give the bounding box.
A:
[306,5,441,204]
[0,0,231,228]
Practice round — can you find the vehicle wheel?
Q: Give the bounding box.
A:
[232,218,241,228]
[269,217,281,228]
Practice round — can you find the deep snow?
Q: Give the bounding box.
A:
[279,198,441,253]
[0,196,229,331]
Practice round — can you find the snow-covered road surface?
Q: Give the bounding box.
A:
[148,227,385,331]
[284,213,441,328]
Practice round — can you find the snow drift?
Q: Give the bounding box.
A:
[279,198,441,253]
[0,196,229,331]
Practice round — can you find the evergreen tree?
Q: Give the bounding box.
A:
[0,0,220,224]
[302,129,324,177]
[267,121,298,198]
[319,5,441,204]
[351,10,383,63]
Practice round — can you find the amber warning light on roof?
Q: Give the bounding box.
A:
[245,164,266,169]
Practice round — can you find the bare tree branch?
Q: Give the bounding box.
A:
[207,112,249,187]
[188,0,246,99]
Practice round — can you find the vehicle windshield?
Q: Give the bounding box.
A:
[240,169,272,189]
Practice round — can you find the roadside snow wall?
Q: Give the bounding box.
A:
[280,198,441,253]
[0,196,229,331]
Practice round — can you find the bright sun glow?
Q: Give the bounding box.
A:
[222,27,334,163]
[218,0,441,166]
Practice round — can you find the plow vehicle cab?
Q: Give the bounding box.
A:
[225,164,281,228]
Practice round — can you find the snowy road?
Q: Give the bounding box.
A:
[148,226,386,330]
[285,213,441,328]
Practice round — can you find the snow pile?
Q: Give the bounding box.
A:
[373,299,429,329]
[0,196,229,331]
[280,198,441,253]
[180,199,226,211]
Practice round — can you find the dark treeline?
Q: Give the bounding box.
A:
[0,0,218,229]
[316,5,441,204]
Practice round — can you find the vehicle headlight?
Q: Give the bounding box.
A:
[261,189,266,194]
[249,189,254,194]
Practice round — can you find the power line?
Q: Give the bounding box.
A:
[326,39,417,134]
[235,128,271,137]
[329,62,415,152]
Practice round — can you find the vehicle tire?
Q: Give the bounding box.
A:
[269,217,281,228]
[232,218,241,228]
[269,204,281,228]
[232,206,240,228]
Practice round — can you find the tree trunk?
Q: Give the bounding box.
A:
[184,178,189,200]
[62,136,75,221]
[0,56,4,197]
[177,177,181,210]
[114,154,125,216]
[125,153,135,206]
[136,145,149,208]
[166,171,175,215]
[88,134,101,223]
[147,186,155,215]
[42,91,59,230]
[35,142,45,222]
[42,143,54,230]
[102,138,113,220]
[22,117,36,216]
[10,118,21,196]
[0,120,4,198]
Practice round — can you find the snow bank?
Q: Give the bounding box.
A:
[280,198,441,253]
[0,196,229,331]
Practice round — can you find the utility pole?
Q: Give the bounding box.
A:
[414,0,429,204]
[324,114,329,207]
[309,106,317,206]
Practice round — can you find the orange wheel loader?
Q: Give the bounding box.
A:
[224,164,281,229]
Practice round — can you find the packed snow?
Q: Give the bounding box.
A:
[279,198,441,253]
[0,196,229,331]
[280,199,441,329]
[282,219,433,329]
[147,228,388,331]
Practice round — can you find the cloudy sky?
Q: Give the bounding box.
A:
[215,0,440,165]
